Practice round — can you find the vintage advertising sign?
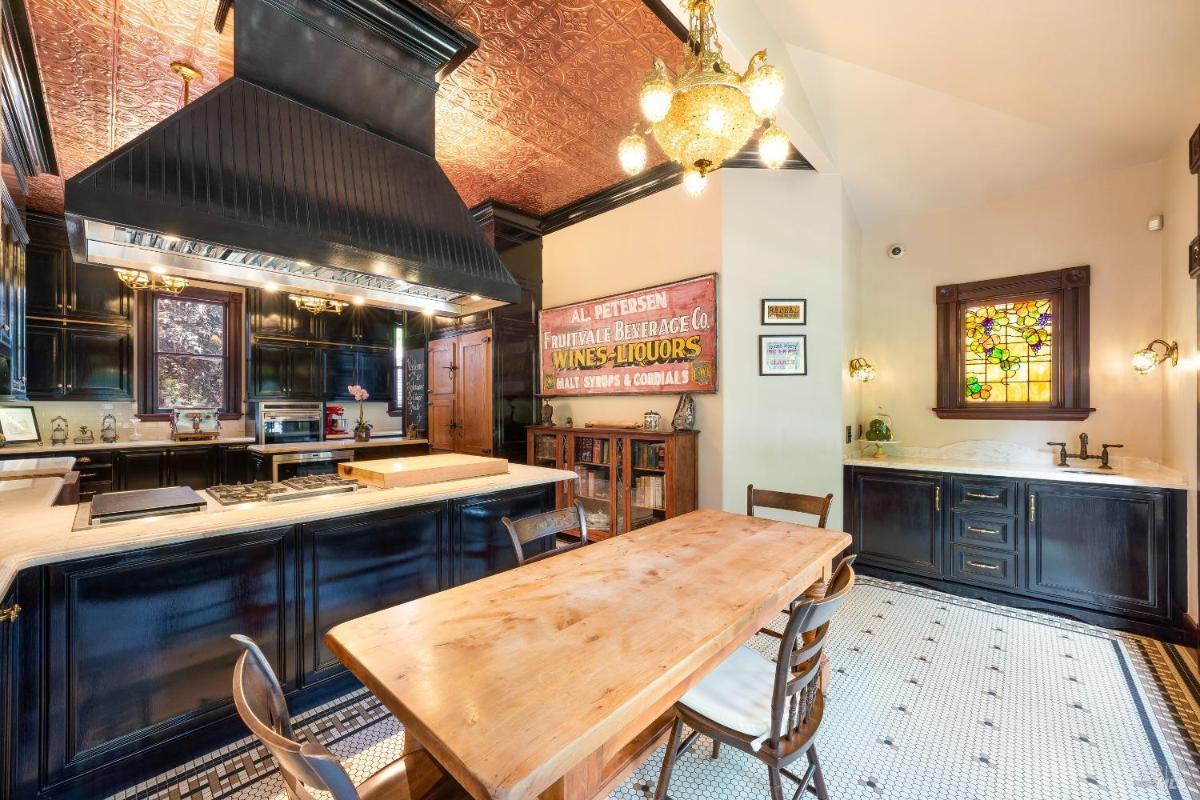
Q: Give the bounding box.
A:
[539,275,718,396]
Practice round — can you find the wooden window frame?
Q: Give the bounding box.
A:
[934,266,1093,421]
[136,287,244,421]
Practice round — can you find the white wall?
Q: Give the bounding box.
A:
[542,180,725,508]
[858,161,1167,458]
[718,169,851,525]
[1159,133,1198,621]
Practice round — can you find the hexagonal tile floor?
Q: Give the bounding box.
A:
[106,577,1200,800]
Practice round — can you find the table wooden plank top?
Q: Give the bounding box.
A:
[325,509,851,800]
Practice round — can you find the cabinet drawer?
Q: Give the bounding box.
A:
[951,514,1016,551]
[71,453,114,467]
[951,477,1018,515]
[79,483,112,501]
[949,545,1018,590]
[75,464,113,482]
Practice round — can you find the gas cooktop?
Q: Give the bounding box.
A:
[207,475,363,506]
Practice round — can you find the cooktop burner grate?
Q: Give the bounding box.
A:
[206,482,289,505]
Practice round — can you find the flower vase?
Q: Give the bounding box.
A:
[354,424,371,443]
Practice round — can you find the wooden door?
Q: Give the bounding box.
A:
[850,469,945,578]
[457,329,493,455]
[427,337,457,451]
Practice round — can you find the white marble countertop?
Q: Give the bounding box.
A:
[326,430,409,440]
[0,464,576,598]
[0,436,255,456]
[844,454,1188,490]
[0,457,76,479]
[247,437,429,454]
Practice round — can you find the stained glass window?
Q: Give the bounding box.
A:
[963,299,1053,403]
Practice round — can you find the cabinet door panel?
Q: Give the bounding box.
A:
[301,505,443,683]
[68,262,131,321]
[356,306,394,348]
[323,349,357,400]
[427,338,456,451]
[1027,483,1168,617]
[458,330,493,455]
[171,447,214,489]
[851,470,943,577]
[44,528,295,777]
[251,343,288,399]
[119,450,167,490]
[65,326,133,398]
[25,324,63,397]
[356,351,392,400]
[452,485,554,585]
[25,242,65,316]
[287,345,321,399]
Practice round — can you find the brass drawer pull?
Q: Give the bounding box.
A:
[77,456,92,464]
[934,485,941,511]
[1029,493,1036,521]
[79,471,100,479]
[966,560,1001,571]
[966,525,1000,536]
[0,603,20,623]
[966,491,1001,500]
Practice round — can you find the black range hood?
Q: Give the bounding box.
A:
[64,0,521,314]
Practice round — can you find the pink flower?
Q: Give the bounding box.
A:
[347,385,370,402]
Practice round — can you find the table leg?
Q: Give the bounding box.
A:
[402,729,426,756]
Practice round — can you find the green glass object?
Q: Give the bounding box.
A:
[865,417,892,442]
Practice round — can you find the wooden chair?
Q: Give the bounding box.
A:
[230,635,468,800]
[501,500,589,566]
[747,484,834,529]
[654,557,856,800]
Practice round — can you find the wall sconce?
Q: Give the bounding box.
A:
[1131,339,1178,374]
[849,357,876,382]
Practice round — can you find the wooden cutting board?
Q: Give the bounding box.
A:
[338,453,509,488]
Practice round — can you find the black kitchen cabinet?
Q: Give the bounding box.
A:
[218,445,250,485]
[41,527,297,791]
[248,289,317,340]
[250,342,321,400]
[844,465,1188,641]
[848,469,944,578]
[170,447,216,490]
[355,306,394,347]
[451,483,556,584]
[323,349,358,400]
[25,215,131,323]
[0,586,16,799]
[72,453,115,500]
[323,348,392,401]
[26,322,133,401]
[118,449,167,490]
[1026,482,1168,618]
[300,504,444,684]
[357,350,392,398]
[24,239,66,317]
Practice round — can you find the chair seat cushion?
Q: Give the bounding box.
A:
[357,749,471,800]
[678,645,777,750]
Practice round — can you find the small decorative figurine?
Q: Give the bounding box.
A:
[100,413,119,444]
[540,396,555,426]
[564,416,573,428]
[671,393,696,431]
[50,416,68,446]
[73,425,95,445]
[643,410,661,432]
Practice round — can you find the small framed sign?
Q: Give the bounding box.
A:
[761,298,806,325]
[759,335,807,376]
[0,405,41,444]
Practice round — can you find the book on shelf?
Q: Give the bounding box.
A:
[633,475,664,509]
[576,436,611,465]
[633,441,666,470]
[534,436,557,462]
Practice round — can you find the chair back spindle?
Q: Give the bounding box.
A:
[501,500,589,566]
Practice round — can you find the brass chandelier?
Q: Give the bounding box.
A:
[289,293,348,315]
[617,0,787,196]
[114,268,189,295]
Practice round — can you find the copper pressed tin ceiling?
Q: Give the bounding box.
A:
[22,0,690,216]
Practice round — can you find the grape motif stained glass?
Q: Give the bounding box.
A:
[963,299,1052,403]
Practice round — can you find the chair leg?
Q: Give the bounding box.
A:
[710,739,720,759]
[807,747,829,800]
[654,718,684,800]
[767,767,785,800]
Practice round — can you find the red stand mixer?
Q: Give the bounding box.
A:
[324,405,348,437]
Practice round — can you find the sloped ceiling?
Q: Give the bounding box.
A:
[21,0,688,215]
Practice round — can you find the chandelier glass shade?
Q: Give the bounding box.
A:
[115,268,189,295]
[619,0,787,194]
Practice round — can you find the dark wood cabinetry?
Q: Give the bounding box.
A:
[247,288,397,402]
[24,213,134,401]
[0,484,556,798]
[844,465,1187,641]
[849,469,944,578]
[117,449,167,490]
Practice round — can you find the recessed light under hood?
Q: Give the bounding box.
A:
[63,0,519,317]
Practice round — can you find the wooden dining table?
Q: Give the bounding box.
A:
[325,508,852,800]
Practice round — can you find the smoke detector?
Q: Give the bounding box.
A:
[886,243,906,259]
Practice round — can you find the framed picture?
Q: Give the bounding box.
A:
[0,405,41,443]
[759,335,807,376]
[761,298,806,325]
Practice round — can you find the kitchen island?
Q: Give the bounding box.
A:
[0,463,575,799]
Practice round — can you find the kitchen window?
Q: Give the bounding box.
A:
[138,288,244,419]
[393,323,404,416]
[934,266,1092,420]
